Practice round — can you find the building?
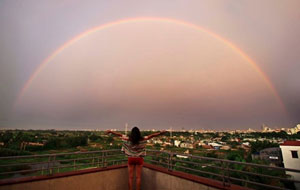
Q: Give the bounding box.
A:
[220,145,230,150]
[28,142,44,146]
[259,147,282,166]
[176,154,188,159]
[153,139,163,144]
[262,124,271,132]
[174,140,181,147]
[208,143,222,150]
[201,144,214,150]
[289,124,300,134]
[280,141,300,189]
[246,128,256,133]
[180,142,194,149]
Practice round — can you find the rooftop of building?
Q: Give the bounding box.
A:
[280,140,300,146]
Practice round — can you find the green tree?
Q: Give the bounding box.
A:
[1,131,13,147]
[250,141,278,154]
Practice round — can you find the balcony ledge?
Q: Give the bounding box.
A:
[0,163,250,190]
[143,163,250,190]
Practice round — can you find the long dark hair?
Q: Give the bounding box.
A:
[129,127,143,145]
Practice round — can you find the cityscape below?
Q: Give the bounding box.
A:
[1,123,300,189]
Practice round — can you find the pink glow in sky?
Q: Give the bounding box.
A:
[1,1,299,130]
[14,21,287,129]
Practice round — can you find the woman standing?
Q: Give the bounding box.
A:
[107,127,166,190]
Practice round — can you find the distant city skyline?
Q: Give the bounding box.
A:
[1,123,299,133]
[0,1,300,130]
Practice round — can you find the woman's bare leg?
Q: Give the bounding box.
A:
[135,164,142,190]
[128,164,135,190]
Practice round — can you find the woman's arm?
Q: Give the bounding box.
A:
[106,130,123,137]
[144,130,167,140]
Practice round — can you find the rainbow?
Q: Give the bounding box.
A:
[13,17,287,113]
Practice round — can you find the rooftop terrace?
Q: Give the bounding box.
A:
[0,150,299,190]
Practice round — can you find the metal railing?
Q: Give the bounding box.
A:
[1,149,300,190]
[145,149,300,190]
[0,149,126,179]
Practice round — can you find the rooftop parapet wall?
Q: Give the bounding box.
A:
[0,163,248,190]
[142,163,248,190]
[0,165,128,190]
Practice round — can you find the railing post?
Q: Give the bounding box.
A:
[104,152,107,167]
[92,153,95,167]
[221,160,225,186]
[101,152,105,168]
[221,160,230,187]
[167,152,170,170]
[73,159,76,171]
[167,152,173,171]
[225,162,231,187]
[170,152,174,171]
[47,155,51,175]
[52,155,56,175]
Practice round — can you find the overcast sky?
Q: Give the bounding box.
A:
[0,0,299,130]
